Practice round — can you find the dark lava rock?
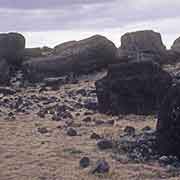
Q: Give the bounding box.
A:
[91,160,110,174]
[120,30,166,57]
[0,87,16,95]
[23,35,117,82]
[159,156,180,167]
[96,60,172,115]
[76,89,87,96]
[90,132,101,140]
[95,119,105,125]
[38,127,49,134]
[142,126,152,132]
[156,84,180,157]
[67,128,77,136]
[0,59,10,84]
[171,36,180,54]
[124,126,136,136]
[37,109,47,118]
[115,130,157,162]
[43,76,67,87]
[84,98,98,111]
[79,157,90,168]
[82,117,92,123]
[0,32,25,66]
[54,105,73,120]
[97,139,113,150]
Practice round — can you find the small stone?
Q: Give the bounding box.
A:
[91,160,110,174]
[142,126,152,131]
[76,89,87,96]
[37,109,46,118]
[95,119,105,125]
[38,127,49,134]
[90,132,101,140]
[82,117,92,123]
[124,126,135,136]
[52,114,61,121]
[67,128,77,136]
[106,120,115,125]
[84,111,93,116]
[97,139,113,150]
[79,157,90,168]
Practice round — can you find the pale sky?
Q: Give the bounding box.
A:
[1,0,180,49]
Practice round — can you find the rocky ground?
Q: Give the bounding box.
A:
[1,69,180,180]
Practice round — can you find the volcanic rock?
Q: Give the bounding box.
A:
[0,32,25,66]
[171,37,180,54]
[0,59,10,84]
[23,35,117,82]
[96,60,172,115]
[119,30,166,64]
[121,30,166,55]
[156,84,180,157]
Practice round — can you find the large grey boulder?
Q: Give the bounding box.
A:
[119,30,166,63]
[95,60,172,115]
[53,41,77,55]
[23,35,117,82]
[0,32,25,66]
[23,48,42,58]
[171,37,180,54]
[156,84,180,157]
[121,30,166,54]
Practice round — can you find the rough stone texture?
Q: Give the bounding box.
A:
[156,84,180,157]
[0,32,25,66]
[23,35,117,82]
[53,41,77,55]
[121,30,166,54]
[0,59,10,84]
[95,60,172,115]
[171,37,180,54]
[23,48,42,58]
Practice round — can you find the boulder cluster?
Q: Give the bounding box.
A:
[1,29,180,160]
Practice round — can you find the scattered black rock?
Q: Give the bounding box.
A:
[67,128,77,136]
[90,132,101,140]
[37,109,46,118]
[124,126,136,136]
[159,156,180,168]
[0,87,16,95]
[82,117,92,123]
[114,129,157,162]
[95,119,105,125]
[79,157,90,168]
[38,127,49,134]
[97,139,113,150]
[91,159,110,174]
[142,126,152,132]
[43,76,68,89]
[76,89,87,96]
[84,98,98,111]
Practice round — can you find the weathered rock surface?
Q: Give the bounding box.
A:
[23,48,42,58]
[0,32,25,66]
[0,59,10,84]
[171,37,180,54]
[53,41,77,55]
[121,30,166,54]
[118,30,166,64]
[23,35,117,82]
[156,84,180,157]
[95,60,172,115]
